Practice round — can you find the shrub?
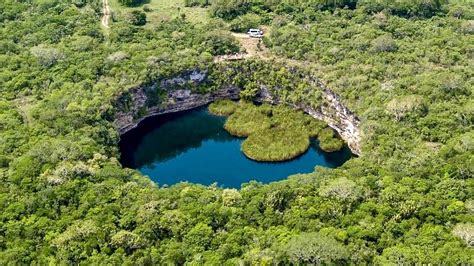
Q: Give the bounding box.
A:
[371,35,397,53]
[30,45,64,67]
[142,4,152,12]
[201,30,241,55]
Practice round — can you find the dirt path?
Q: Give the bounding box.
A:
[214,33,271,63]
[102,0,110,28]
[231,32,270,59]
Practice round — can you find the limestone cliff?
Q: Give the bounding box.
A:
[114,70,362,155]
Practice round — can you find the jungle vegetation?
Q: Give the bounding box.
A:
[0,0,473,264]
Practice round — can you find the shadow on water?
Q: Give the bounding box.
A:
[119,107,353,188]
[120,107,235,168]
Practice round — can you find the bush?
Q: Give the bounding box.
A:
[461,20,474,34]
[201,30,241,55]
[371,35,397,53]
[210,0,250,20]
[142,5,152,12]
[30,45,63,67]
[358,0,448,18]
[184,0,210,7]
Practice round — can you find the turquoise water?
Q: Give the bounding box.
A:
[120,107,352,188]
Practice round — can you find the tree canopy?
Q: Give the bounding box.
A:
[0,0,472,264]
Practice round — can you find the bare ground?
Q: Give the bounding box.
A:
[102,0,110,28]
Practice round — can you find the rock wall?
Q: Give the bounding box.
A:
[114,71,362,155]
[115,85,240,135]
[255,78,361,155]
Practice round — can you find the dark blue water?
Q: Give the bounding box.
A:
[120,107,352,188]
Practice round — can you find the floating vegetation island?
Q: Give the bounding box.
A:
[209,100,344,162]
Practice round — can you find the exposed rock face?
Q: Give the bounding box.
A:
[115,86,240,134]
[114,71,362,155]
[256,78,361,155]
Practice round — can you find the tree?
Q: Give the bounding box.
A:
[118,0,146,7]
[452,223,474,247]
[128,10,146,26]
[30,45,64,67]
[229,13,261,32]
[283,232,349,264]
[386,95,426,121]
[319,177,362,202]
[111,231,144,254]
[184,223,214,251]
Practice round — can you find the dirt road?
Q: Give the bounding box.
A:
[102,0,110,28]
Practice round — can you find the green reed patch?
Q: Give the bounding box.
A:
[223,102,272,137]
[318,128,344,152]
[209,100,345,161]
[242,129,310,161]
[208,99,237,116]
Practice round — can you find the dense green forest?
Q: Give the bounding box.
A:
[0,0,473,264]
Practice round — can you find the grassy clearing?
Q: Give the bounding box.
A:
[210,100,345,162]
[110,0,210,25]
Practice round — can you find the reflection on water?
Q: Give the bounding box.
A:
[120,107,353,188]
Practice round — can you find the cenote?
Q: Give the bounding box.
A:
[119,107,353,188]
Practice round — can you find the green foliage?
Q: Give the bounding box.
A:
[208,99,237,116]
[282,232,349,264]
[184,0,210,8]
[201,30,241,55]
[128,10,147,26]
[210,0,250,20]
[229,13,261,32]
[242,129,310,162]
[319,177,362,202]
[0,0,472,264]
[318,128,344,152]
[118,0,147,7]
[358,0,448,18]
[209,0,449,21]
[224,102,272,137]
[371,34,398,53]
[219,103,341,161]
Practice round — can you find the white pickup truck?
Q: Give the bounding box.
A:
[247,29,264,38]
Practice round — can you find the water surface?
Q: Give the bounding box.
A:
[120,107,352,188]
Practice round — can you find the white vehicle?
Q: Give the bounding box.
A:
[247,28,264,38]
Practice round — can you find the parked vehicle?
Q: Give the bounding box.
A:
[247,28,264,38]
